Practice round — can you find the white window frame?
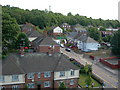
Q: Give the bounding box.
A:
[0,76,4,82]
[38,72,41,78]
[44,81,50,87]
[12,85,19,90]
[27,73,34,79]
[70,70,74,76]
[70,79,74,85]
[59,71,65,77]
[12,75,19,82]
[44,72,51,78]
[27,83,35,88]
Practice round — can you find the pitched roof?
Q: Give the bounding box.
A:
[86,37,98,43]
[74,33,88,42]
[39,37,59,46]
[26,30,43,37]
[67,31,78,39]
[2,53,79,75]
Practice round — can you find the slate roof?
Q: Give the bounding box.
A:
[26,30,43,38]
[74,33,88,42]
[39,37,59,46]
[86,37,98,43]
[67,32,78,39]
[2,53,79,75]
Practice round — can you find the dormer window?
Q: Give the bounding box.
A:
[70,70,74,76]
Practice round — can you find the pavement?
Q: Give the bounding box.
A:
[60,48,119,89]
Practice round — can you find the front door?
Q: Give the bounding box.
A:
[37,85,41,90]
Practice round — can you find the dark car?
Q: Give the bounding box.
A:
[69,58,75,61]
[65,48,71,52]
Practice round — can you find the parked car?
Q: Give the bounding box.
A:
[65,48,71,52]
[69,58,75,61]
[60,44,64,48]
[69,46,77,49]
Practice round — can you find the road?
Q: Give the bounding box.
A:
[60,48,119,88]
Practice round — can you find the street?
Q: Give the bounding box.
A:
[60,48,119,88]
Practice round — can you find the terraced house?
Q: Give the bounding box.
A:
[0,53,79,89]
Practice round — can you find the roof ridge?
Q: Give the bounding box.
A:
[10,54,25,74]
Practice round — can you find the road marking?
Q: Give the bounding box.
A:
[93,72,117,88]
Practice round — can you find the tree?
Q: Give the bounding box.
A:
[59,82,66,90]
[2,13,20,55]
[87,27,101,41]
[85,76,92,88]
[15,32,29,49]
[111,30,120,55]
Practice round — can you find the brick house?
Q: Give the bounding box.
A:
[32,37,60,53]
[22,22,36,33]
[60,23,71,30]
[1,53,80,89]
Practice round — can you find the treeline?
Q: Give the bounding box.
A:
[2,5,120,29]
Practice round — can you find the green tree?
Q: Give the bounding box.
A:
[59,82,66,90]
[111,30,120,55]
[85,76,92,88]
[15,32,29,49]
[2,13,20,55]
[87,27,101,41]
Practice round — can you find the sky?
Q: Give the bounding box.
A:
[1,0,120,20]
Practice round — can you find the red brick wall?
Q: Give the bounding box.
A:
[100,57,120,69]
[54,78,79,88]
[38,46,60,53]
[53,33,63,36]
[25,72,54,88]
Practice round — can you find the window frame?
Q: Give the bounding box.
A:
[12,75,19,82]
[44,72,51,78]
[12,85,19,90]
[27,73,34,79]
[59,71,65,77]
[44,81,51,87]
[70,70,74,76]
[0,76,4,82]
[38,72,41,78]
[70,79,74,85]
[27,83,35,88]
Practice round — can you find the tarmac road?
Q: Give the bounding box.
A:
[60,48,119,88]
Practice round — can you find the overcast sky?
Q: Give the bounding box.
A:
[1,0,120,20]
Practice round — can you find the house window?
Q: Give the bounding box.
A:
[27,73,34,79]
[44,72,51,78]
[38,72,41,78]
[12,75,19,81]
[70,70,74,76]
[44,81,50,87]
[0,76,4,82]
[27,83,35,88]
[12,85,19,90]
[70,79,74,85]
[59,71,65,77]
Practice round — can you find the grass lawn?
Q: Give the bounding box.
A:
[79,73,102,88]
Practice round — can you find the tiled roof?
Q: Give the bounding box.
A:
[26,30,43,37]
[2,53,79,75]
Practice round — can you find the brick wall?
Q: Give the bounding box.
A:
[54,78,79,88]
[38,46,60,53]
[25,72,54,88]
